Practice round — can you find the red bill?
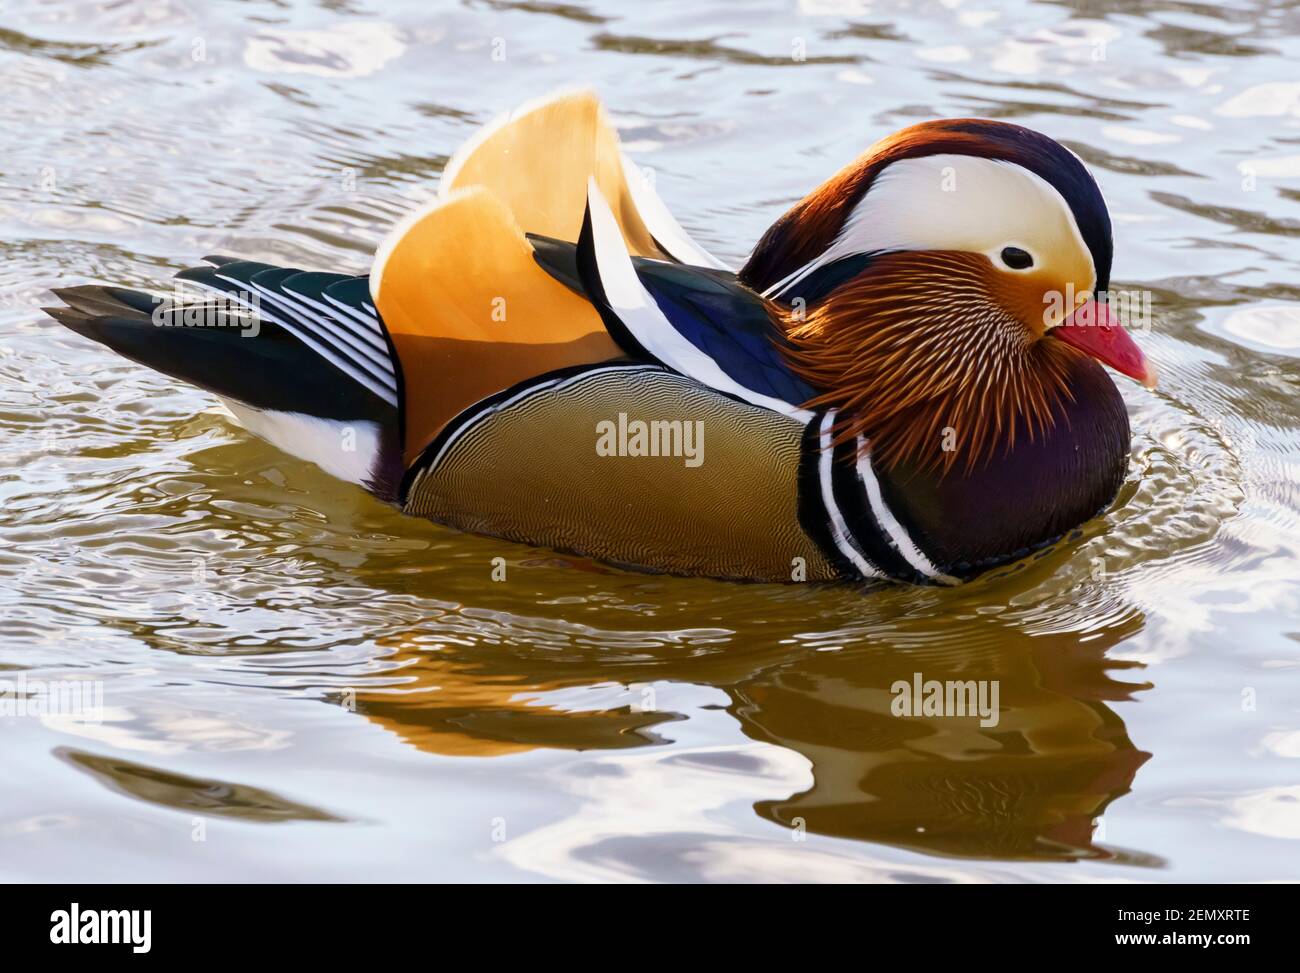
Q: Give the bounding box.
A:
[1052,300,1157,389]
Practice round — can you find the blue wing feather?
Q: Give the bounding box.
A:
[632,260,818,409]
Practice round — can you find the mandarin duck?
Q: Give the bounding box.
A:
[44,90,1156,585]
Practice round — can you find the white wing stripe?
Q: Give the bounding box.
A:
[243,281,393,379]
[206,275,393,382]
[211,274,398,407]
[324,294,386,340]
[227,277,396,386]
[585,179,813,423]
[185,279,292,329]
[281,285,393,368]
[620,152,730,270]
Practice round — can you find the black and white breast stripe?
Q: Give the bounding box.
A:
[807,409,958,585]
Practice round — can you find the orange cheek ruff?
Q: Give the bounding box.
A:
[988,269,1075,339]
[778,251,1079,475]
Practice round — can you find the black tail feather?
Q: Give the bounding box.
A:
[43,259,406,501]
[43,281,391,424]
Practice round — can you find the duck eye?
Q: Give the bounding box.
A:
[1000,246,1034,270]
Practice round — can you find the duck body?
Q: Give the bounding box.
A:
[45,91,1149,585]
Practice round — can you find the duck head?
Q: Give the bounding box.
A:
[741,118,1156,474]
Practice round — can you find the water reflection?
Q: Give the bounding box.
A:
[741,623,1155,863]
[353,587,1154,864]
[57,747,343,822]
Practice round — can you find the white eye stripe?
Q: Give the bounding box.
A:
[764,154,1096,298]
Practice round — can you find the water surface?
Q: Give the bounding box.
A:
[1,0,1298,881]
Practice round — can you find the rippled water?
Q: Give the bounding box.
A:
[2,0,1298,882]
